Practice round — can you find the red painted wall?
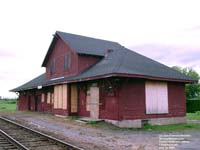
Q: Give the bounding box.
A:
[118,79,145,120]
[76,78,186,121]
[78,86,90,117]
[77,83,119,119]
[35,94,42,112]
[18,88,69,116]
[18,78,186,121]
[46,38,79,79]
[18,94,29,111]
[99,88,119,120]
[167,82,186,116]
[18,93,33,111]
[41,101,53,113]
[53,109,68,116]
[30,95,36,111]
[18,91,42,112]
[78,54,101,73]
[118,79,186,120]
[46,38,102,80]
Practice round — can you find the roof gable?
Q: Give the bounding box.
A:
[57,31,122,56]
[42,35,58,67]
[42,31,123,67]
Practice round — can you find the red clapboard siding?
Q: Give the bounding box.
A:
[78,87,90,117]
[118,79,186,120]
[46,38,79,80]
[118,79,145,120]
[18,95,28,111]
[46,38,102,80]
[78,54,101,73]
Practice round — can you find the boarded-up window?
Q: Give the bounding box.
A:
[64,53,71,70]
[89,86,100,119]
[145,81,168,114]
[54,86,58,108]
[62,85,67,109]
[54,85,68,109]
[51,93,54,104]
[58,85,63,108]
[71,84,78,113]
[41,93,45,102]
[86,89,91,111]
[50,59,55,75]
[47,92,51,104]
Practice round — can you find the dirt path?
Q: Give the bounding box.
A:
[2,112,200,150]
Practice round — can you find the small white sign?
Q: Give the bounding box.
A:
[37,85,42,89]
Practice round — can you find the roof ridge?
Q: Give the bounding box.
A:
[56,31,120,45]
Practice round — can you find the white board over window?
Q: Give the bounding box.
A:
[145,81,168,114]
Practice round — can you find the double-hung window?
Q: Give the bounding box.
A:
[50,59,55,75]
[64,53,71,71]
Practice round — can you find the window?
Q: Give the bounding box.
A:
[50,59,55,75]
[64,53,71,70]
[54,85,67,109]
[47,92,51,104]
[86,88,91,111]
[145,81,168,114]
[41,93,45,102]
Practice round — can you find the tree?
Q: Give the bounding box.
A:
[172,66,200,100]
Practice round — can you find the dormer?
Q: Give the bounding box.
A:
[42,31,122,80]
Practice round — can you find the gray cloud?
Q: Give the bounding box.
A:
[130,44,176,61]
[129,44,200,71]
[178,50,200,63]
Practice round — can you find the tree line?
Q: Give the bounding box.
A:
[172,66,200,101]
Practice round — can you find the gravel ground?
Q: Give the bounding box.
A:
[1,112,200,150]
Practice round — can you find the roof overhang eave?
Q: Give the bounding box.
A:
[60,73,197,84]
[11,73,196,92]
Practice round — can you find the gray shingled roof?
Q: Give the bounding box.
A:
[11,32,196,92]
[11,74,46,92]
[70,48,195,81]
[57,31,123,56]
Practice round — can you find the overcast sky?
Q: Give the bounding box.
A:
[1,0,200,98]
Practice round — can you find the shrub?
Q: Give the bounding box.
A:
[187,100,200,113]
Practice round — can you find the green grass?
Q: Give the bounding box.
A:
[0,100,17,112]
[67,115,80,120]
[88,121,200,131]
[85,120,200,132]
[142,123,200,131]
[86,121,98,126]
[187,111,200,120]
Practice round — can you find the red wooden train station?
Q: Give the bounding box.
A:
[11,31,195,128]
